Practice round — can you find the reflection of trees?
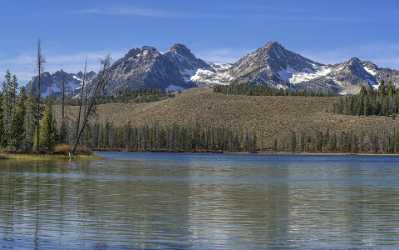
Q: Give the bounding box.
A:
[0,160,193,249]
[0,163,16,243]
[1,158,399,248]
[187,163,290,249]
[344,164,399,246]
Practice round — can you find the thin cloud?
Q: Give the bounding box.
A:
[74,6,181,18]
[71,4,372,23]
[223,3,307,14]
[71,6,231,19]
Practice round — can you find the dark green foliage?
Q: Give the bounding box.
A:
[11,87,27,150]
[38,102,57,151]
[68,119,399,154]
[78,122,257,153]
[0,95,4,148]
[2,70,18,147]
[273,129,399,154]
[214,84,334,97]
[334,82,399,116]
[59,122,68,144]
[0,71,58,153]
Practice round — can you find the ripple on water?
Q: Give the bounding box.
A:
[1,153,399,249]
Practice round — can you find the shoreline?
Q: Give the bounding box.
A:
[95,150,399,157]
[0,153,102,161]
[3,151,398,162]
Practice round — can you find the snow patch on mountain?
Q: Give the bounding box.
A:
[289,66,333,84]
[191,63,233,85]
[363,66,377,76]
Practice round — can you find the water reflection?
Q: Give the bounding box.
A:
[0,153,399,249]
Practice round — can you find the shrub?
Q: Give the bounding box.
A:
[54,144,92,155]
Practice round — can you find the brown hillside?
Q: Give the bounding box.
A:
[59,87,399,148]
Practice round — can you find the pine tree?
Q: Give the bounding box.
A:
[0,94,4,148]
[2,70,15,147]
[38,102,57,152]
[24,95,37,151]
[11,87,27,151]
[290,131,297,152]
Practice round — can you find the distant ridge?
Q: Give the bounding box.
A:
[29,42,399,96]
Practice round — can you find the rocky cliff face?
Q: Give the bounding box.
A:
[103,46,190,95]
[164,43,213,81]
[101,44,219,95]
[228,42,322,87]
[192,42,399,95]
[28,42,399,97]
[28,70,97,97]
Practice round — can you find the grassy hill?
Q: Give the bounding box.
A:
[59,87,399,149]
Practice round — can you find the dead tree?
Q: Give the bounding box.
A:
[59,71,67,143]
[61,70,65,123]
[34,40,45,151]
[74,60,88,143]
[71,56,111,155]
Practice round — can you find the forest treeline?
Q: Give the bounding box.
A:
[57,120,399,154]
[3,48,399,155]
[0,48,110,154]
[214,84,334,97]
[0,70,58,152]
[274,129,399,154]
[63,122,258,153]
[334,81,399,117]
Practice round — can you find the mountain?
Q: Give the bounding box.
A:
[164,43,213,81]
[28,42,399,96]
[191,42,399,94]
[28,70,97,97]
[190,42,323,87]
[103,44,213,95]
[293,57,399,94]
[230,42,322,86]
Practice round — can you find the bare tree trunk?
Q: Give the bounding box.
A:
[61,71,65,123]
[35,40,45,152]
[71,56,111,156]
[74,60,88,144]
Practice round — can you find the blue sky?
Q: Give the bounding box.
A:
[1,0,398,81]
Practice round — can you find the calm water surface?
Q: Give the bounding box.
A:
[1,152,399,249]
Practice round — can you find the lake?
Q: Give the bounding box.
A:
[1,152,399,249]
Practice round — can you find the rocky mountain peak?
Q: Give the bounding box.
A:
[347,57,362,65]
[28,70,89,97]
[164,43,212,81]
[264,41,285,51]
[229,41,322,86]
[76,70,97,80]
[31,41,399,96]
[169,43,193,56]
[124,46,161,60]
[340,57,371,76]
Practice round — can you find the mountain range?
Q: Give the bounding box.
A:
[28,70,97,97]
[29,42,399,96]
